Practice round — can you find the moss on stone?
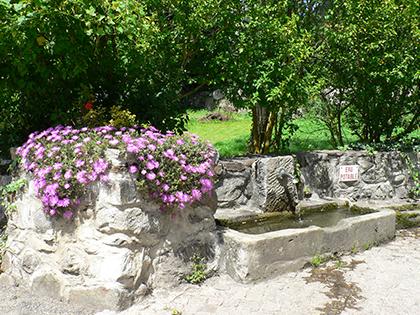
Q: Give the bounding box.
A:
[298,202,339,215]
[348,204,376,215]
[396,211,420,229]
[388,204,419,211]
[216,211,295,229]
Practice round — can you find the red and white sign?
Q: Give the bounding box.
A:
[339,165,359,182]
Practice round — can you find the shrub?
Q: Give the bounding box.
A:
[80,104,138,129]
[16,125,216,219]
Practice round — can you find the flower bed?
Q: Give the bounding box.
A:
[17,125,216,218]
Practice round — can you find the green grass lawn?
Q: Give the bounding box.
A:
[187,110,251,157]
[186,109,418,158]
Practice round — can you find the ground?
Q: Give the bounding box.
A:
[1,228,419,315]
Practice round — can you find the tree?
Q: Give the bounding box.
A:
[317,0,419,143]
[0,0,243,155]
[219,0,315,154]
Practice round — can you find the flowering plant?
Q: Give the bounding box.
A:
[122,127,215,209]
[16,125,216,219]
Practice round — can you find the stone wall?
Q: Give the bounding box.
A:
[215,151,419,211]
[297,151,419,200]
[1,154,218,311]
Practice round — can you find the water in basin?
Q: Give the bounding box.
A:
[232,208,374,234]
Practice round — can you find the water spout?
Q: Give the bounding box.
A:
[277,168,298,213]
[277,168,295,181]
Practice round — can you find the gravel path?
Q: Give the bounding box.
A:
[1,228,419,315]
[0,280,96,315]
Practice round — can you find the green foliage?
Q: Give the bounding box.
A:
[334,260,345,269]
[402,154,420,199]
[185,254,207,284]
[0,178,27,217]
[81,105,138,128]
[220,1,316,153]
[310,254,329,268]
[0,0,243,155]
[317,0,419,143]
[108,106,138,129]
[363,243,372,251]
[1,0,418,156]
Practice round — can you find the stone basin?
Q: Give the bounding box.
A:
[219,206,396,282]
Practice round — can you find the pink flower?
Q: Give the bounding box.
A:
[109,139,119,146]
[63,211,73,220]
[76,171,88,184]
[45,183,59,195]
[147,144,156,151]
[122,135,132,143]
[200,178,213,192]
[129,165,139,174]
[146,160,159,170]
[100,174,109,182]
[57,198,70,207]
[146,161,155,170]
[88,172,98,181]
[175,191,190,203]
[191,189,202,201]
[127,143,140,153]
[93,159,108,173]
[64,170,72,180]
[75,160,85,167]
[146,172,156,181]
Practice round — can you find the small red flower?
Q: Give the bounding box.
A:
[84,102,93,111]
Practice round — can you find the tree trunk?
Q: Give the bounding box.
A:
[250,105,276,154]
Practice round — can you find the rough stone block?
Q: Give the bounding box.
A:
[66,284,132,311]
[253,156,298,212]
[31,270,63,299]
